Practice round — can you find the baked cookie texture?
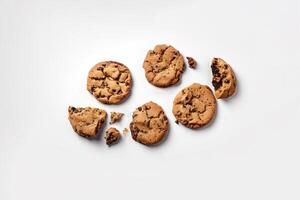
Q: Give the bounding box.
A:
[105,127,121,146]
[87,61,132,104]
[172,83,217,129]
[68,106,107,138]
[110,112,124,124]
[143,44,185,87]
[211,58,237,99]
[186,57,197,69]
[130,101,169,145]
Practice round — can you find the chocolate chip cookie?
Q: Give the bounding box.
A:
[211,58,237,99]
[104,127,121,146]
[172,83,217,129]
[143,44,185,87]
[87,61,132,104]
[68,106,107,138]
[130,101,169,145]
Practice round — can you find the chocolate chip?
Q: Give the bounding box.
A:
[213,58,218,65]
[211,65,219,74]
[212,77,222,90]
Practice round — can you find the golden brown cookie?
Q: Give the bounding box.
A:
[186,57,197,69]
[172,83,216,129]
[104,127,121,146]
[211,58,237,99]
[68,106,107,138]
[87,61,132,104]
[130,101,169,145]
[109,112,124,124]
[143,44,185,87]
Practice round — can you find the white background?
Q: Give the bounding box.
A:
[1,0,300,199]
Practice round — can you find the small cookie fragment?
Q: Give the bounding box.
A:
[143,44,185,87]
[123,128,129,135]
[186,57,197,69]
[211,58,237,99]
[130,101,169,145]
[87,61,132,104]
[172,83,217,129]
[110,112,124,124]
[104,127,121,146]
[68,106,107,138]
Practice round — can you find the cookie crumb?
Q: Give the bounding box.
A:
[110,112,124,124]
[123,128,129,135]
[104,127,121,146]
[186,57,197,69]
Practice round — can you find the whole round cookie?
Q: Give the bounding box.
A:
[87,61,132,104]
[143,44,185,87]
[172,83,217,129]
[130,101,169,145]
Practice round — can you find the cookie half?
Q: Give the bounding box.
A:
[172,83,217,129]
[87,61,132,104]
[143,44,185,87]
[68,106,107,138]
[130,101,169,145]
[211,58,237,99]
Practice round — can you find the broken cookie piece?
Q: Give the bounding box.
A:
[68,106,107,138]
[186,57,197,69]
[123,128,129,135]
[211,58,237,99]
[110,112,124,124]
[104,127,121,146]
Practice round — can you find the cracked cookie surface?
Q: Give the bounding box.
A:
[143,44,185,87]
[105,127,121,146]
[87,61,132,104]
[211,58,237,99]
[68,106,107,138]
[172,83,216,129]
[130,101,169,145]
